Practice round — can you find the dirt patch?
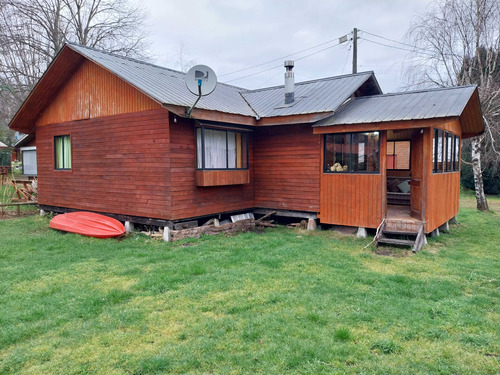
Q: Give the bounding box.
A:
[374,247,412,257]
[0,209,38,220]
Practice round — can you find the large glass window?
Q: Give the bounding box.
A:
[196,127,248,170]
[54,135,71,170]
[324,131,380,173]
[387,140,410,170]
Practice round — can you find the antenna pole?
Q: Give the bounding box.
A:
[352,27,358,74]
[186,80,202,118]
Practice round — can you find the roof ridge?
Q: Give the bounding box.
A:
[356,84,477,99]
[239,71,375,94]
[66,42,248,91]
[67,42,186,76]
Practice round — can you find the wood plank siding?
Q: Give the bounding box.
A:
[319,132,386,228]
[36,59,160,126]
[424,120,462,232]
[320,174,384,228]
[253,124,321,213]
[37,109,171,219]
[169,116,255,220]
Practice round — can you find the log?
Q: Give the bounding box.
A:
[256,220,276,228]
[201,218,219,227]
[171,218,255,241]
[256,211,276,223]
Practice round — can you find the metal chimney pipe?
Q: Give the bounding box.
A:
[284,60,294,104]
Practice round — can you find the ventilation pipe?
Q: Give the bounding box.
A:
[284,60,294,104]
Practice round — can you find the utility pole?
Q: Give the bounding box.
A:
[339,28,359,74]
[352,27,358,74]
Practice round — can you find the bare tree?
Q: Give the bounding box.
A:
[0,0,149,138]
[405,0,500,211]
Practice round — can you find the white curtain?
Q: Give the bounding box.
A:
[196,128,203,168]
[204,129,227,168]
[227,132,236,168]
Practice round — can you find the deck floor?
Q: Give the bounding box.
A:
[386,204,421,222]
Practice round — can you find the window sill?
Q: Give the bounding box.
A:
[196,170,250,186]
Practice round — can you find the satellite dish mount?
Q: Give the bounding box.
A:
[185,65,217,118]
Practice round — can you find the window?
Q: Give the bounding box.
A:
[54,135,71,170]
[445,132,453,171]
[433,129,460,173]
[196,127,248,170]
[387,140,410,170]
[21,147,37,176]
[433,129,444,173]
[453,135,460,171]
[324,131,380,173]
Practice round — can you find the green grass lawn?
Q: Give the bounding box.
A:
[0,195,499,374]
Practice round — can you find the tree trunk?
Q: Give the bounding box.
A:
[471,135,489,211]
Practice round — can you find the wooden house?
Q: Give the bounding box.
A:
[8,44,484,246]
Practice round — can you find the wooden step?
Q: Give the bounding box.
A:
[377,238,415,246]
[382,230,418,237]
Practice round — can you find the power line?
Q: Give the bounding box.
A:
[223,40,342,84]
[362,37,436,57]
[223,63,283,83]
[359,29,437,55]
[219,38,339,77]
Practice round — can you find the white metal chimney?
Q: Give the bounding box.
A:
[284,60,294,104]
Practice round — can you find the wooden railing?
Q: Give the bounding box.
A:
[0,201,38,217]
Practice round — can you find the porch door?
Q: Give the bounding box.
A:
[410,131,424,220]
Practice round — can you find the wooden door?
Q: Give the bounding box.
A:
[410,131,424,220]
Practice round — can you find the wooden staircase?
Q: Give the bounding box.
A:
[375,220,426,253]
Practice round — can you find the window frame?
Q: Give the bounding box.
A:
[386,139,411,171]
[433,128,460,174]
[433,128,444,173]
[323,131,380,174]
[21,146,37,176]
[196,127,249,171]
[445,132,453,172]
[54,134,72,171]
[453,134,460,171]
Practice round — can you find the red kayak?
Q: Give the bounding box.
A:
[50,212,125,238]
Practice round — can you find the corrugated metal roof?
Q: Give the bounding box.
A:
[314,85,478,126]
[240,72,379,118]
[68,43,256,117]
[68,44,380,119]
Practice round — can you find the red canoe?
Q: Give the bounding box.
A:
[49,212,125,238]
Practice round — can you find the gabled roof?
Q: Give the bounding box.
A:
[67,44,256,117]
[0,141,7,148]
[314,85,484,137]
[9,43,382,133]
[240,72,380,118]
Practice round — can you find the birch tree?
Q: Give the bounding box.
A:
[405,0,500,211]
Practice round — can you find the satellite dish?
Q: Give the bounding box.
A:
[185,65,217,96]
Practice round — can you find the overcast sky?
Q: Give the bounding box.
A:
[140,0,434,93]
